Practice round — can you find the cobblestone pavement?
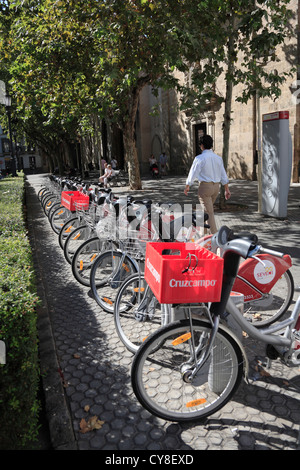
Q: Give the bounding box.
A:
[26,174,300,451]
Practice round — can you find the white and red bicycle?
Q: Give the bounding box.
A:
[113,219,294,353]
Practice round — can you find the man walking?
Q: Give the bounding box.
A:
[184,135,231,234]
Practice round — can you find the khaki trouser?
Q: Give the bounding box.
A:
[198,181,220,234]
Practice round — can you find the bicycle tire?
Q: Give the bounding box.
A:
[63,225,93,264]
[47,201,63,221]
[131,319,244,422]
[114,272,171,353]
[71,237,106,286]
[90,250,138,313]
[243,269,294,328]
[49,205,72,234]
[58,217,82,249]
[40,190,54,207]
[42,193,57,213]
[38,187,50,201]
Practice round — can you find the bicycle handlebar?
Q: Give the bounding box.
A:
[255,246,285,258]
[213,226,285,260]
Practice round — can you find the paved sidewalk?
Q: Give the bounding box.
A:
[26,174,300,451]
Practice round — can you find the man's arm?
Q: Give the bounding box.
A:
[224,183,231,200]
[184,158,199,195]
[184,184,190,196]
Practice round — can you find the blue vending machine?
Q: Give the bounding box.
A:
[261,111,292,218]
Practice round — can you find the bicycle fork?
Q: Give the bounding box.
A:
[181,313,220,383]
[181,248,242,383]
[109,251,137,288]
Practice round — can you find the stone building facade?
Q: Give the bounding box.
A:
[136,0,299,182]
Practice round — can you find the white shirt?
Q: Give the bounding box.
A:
[186,149,229,186]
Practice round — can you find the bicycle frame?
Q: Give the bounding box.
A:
[186,229,300,383]
[226,294,300,362]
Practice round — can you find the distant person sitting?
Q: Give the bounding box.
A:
[149,154,156,168]
[99,164,114,188]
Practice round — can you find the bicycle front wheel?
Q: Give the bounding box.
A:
[71,237,107,286]
[114,272,171,353]
[58,217,81,249]
[49,205,72,234]
[90,250,138,313]
[63,225,92,264]
[131,319,244,422]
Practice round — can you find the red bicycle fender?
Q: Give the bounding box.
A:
[233,253,292,298]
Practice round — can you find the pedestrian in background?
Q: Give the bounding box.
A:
[159,152,167,176]
[101,158,107,171]
[111,158,117,170]
[184,135,231,234]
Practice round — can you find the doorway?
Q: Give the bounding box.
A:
[194,123,207,156]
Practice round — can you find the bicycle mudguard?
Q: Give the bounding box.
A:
[233,253,292,302]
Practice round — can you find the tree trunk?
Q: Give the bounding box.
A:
[123,119,142,190]
[220,66,233,209]
[222,75,233,172]
[220,17,235,209]
[122,77,150,190]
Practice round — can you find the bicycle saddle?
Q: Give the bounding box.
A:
[215,226,258,245]
[232,231,258,244]
[214,226,259,259]
[132,199,152,207]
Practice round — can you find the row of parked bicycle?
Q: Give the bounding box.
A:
[36,173,299,422]
[38,174,199,350]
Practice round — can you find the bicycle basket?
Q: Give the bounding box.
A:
[75,200,98,227]
[144,242,224,304]
[61,191,89,212]
[120,224,159,260]
[96,212,118,240]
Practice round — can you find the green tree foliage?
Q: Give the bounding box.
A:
[0,0,294,188]
[180,0,293,166]
[0,0,221,188]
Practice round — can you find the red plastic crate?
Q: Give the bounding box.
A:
[144,242,224,304]
[61,191,89,211]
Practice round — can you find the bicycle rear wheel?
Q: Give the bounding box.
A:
[243,269,294,328]
[90,250,138,313]
[114,272,171,353]
[131,319,244,422]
